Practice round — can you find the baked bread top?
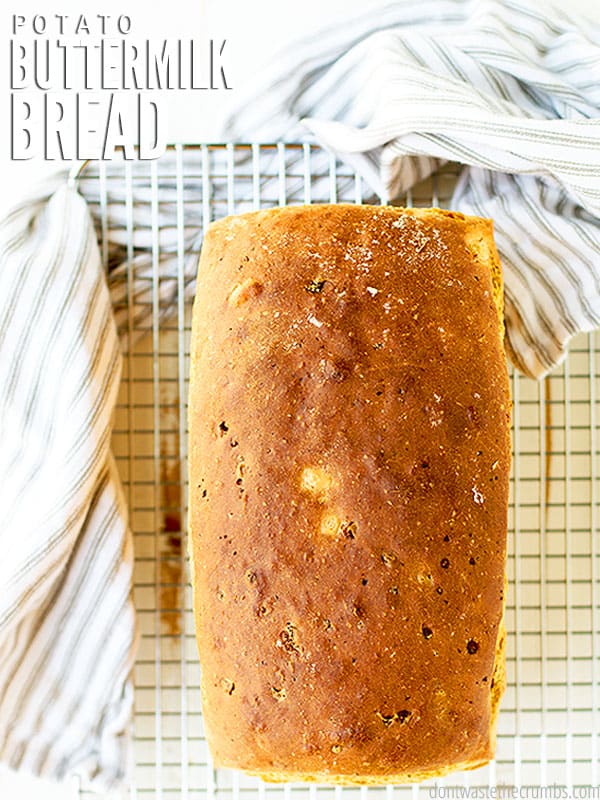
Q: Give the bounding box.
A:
[189,204,511,783]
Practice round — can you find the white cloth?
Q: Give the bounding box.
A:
[0,184,135,791]
[224,0,600,378]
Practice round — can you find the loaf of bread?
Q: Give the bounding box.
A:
[188,204,511,784]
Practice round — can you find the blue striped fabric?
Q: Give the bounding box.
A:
[0,185,135,791]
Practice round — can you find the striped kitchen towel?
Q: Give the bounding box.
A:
[224,0,600,378]
[0,181,135,791]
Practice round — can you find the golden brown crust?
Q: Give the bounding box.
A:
[189,204,511,783]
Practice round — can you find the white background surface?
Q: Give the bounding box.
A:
[0,0,597,797]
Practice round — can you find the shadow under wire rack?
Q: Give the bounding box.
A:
[75,143,600,798]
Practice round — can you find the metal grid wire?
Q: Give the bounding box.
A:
[76,144,599,798]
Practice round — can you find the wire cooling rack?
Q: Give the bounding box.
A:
[75,144,599,798]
